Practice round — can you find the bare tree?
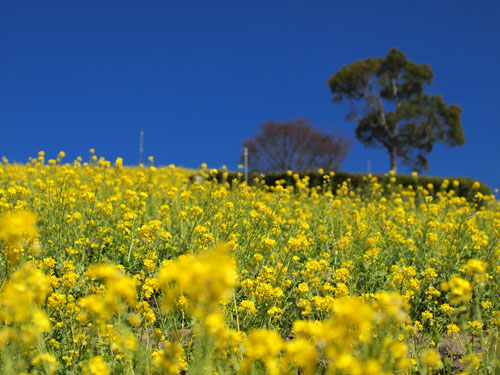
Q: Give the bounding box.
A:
[242,118,351,172]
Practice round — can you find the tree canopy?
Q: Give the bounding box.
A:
[242,118,351,172]
[327,47,465,172]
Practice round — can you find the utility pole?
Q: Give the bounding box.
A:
[367,158,371,174]
[139,129,144,165]
[243,147,248,185]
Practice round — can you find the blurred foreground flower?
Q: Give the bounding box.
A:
[0,210,38,264]
[79,264,137,321]
[0,262,51,347]
[158,243,237,318]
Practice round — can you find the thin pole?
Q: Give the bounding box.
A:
[139,129,144,164]
[367,158,371,174]
[244,147,248,185]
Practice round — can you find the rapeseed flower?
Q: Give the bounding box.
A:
[158,243,237,318]
[241,329,283,375]
[85,356,110,375]
[152,342,187,374]
[0,210,38,263]
[442,276,473,304]
[0,158,497,374]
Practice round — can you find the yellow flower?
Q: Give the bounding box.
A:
[363,359,382,375]
[114,157,123,168]
[440,303,454,314]
[0,328,17,349]
[284,338,317,375]
[267,306,283,321]
[80,264,137,320]
[0,210,38,264]
[481,300,492,310]
[467,320,484,335]
[460,353,481,371]
[328,297,374,344]
[0,210,37,241]
[239,300,257,315]
[441,276,472,304]
[157,243,237,318]
[32,353,59,374]
[152,342,187,374]
[374,291,408,323]
[136,301,156,324]
[0,263,50,329]
[204,310,226,335]
[241,329,283,375]
[421,310,433,321]
[463,259,487,276]
[420,349,442,368]
[85,356,110,375]
[447,323,460,335]
[297,282,310,296]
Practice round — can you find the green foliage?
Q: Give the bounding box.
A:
[327,47,465,172]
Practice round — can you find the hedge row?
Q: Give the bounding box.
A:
[206,170,492,202]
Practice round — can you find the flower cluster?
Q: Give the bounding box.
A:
[0,152,497,374]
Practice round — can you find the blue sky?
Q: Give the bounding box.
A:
[1,1,499,190]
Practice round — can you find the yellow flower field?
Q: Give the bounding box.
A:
[0,152,498,374]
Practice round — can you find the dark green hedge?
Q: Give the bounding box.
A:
[205,170,491,202]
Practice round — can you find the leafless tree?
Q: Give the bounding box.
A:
[242,118,351,172]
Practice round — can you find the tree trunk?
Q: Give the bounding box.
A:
[390,146,397,173]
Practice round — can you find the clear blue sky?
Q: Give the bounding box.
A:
[1,1,499,190]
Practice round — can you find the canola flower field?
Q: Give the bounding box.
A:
[0,151,499,375]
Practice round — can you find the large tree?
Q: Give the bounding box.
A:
[327,47,465,172]
[242,118,351,172]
